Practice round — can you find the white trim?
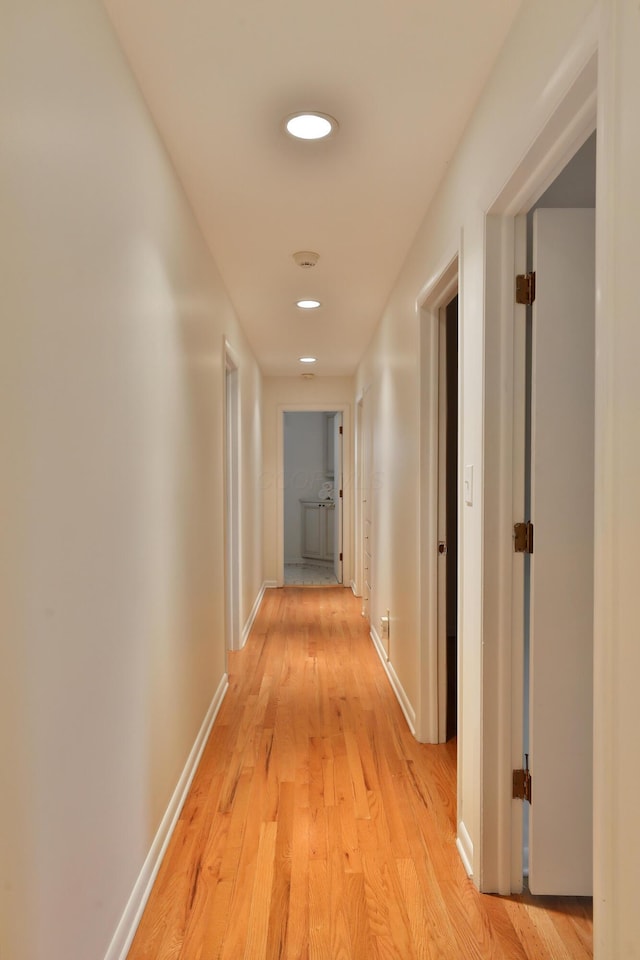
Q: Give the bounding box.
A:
[415,247,460,314]
[456,820,474,878]
[263,579,278,590]
[481,212,524,894]
[370,626,417,735]
[223,338,240,371]
[353,397,362,600]
[490,6,599,213]
[416,250,459,745]
[103,674,229,960]
[353,393,366,604]
[224,339,242,652]
[241,584,266,649]
[481,18,599,895]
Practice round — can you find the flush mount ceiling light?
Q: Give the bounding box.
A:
[285,112,337,141]
[299,356,317,364]
[296,299,321,310]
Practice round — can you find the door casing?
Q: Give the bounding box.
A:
[481,45,597,893]
[417,256,459,747]
[224,341,241,653]
[276,403,351,589]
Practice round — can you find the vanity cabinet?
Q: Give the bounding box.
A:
[300,500,335,561]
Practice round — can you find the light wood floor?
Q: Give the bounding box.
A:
[126,586,592,960]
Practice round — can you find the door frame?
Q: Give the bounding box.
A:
[354,394,365,601]
[481,42,598,893]
[417,254,459,745]
[276,403,351,588]
[332,412,344,584]
[224,340,241,652]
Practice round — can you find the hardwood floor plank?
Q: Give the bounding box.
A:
[396,856,453,960]
[344,729,372,820]
[285,785,310,960]
[344,871,375,958]
[266,783,294,959]
[362,851,416,960]
[242,821,277,960]
[327,807,354,960]
[308,860,332,960]
[126,586,592,960]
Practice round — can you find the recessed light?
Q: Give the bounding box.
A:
[296,299,321,310]
[285,112,337,141]
[299,356,317,364]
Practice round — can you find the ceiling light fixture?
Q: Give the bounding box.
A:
[299,356,317,364]
[296,299,321,310]
[285,112,337,141]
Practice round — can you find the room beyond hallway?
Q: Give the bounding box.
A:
[284,561,339,585]
[126,587,592,959]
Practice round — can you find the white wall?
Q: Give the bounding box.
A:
[3,0,639,956]
[263,377,354,585]
[283,412,331,562]
[355,0,640,951]
[354,0,599,893]
[594,1,640,953]
[0,2,262,959]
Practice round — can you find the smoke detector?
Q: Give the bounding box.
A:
[293,250,319,269]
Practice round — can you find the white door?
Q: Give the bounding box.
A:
[333,412,343,584]
[528,208,595,895]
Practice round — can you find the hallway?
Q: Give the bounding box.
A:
[126,587,592,959]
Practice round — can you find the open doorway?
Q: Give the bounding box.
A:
[481,50,597,893]
[439,295,459,742]
[357,390,373,622]
[520,132,596,892]
[417,256,459,746]
[283,410,343,586]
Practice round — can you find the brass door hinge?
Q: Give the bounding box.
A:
[513,755,532,803]
[516,272,536,305]
[514,521,534,554]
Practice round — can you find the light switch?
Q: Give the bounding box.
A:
[464,464,474,506]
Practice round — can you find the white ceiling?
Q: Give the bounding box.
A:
[103,0,523,377]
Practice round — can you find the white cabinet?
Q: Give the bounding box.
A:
[300,500,335,561]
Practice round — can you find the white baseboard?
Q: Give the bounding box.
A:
[263,579,278,589]
[103,673,229,960]
[370,626,417,735]
[456,819,474,878]
[241,583,266,649]
[350,579,360,597]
